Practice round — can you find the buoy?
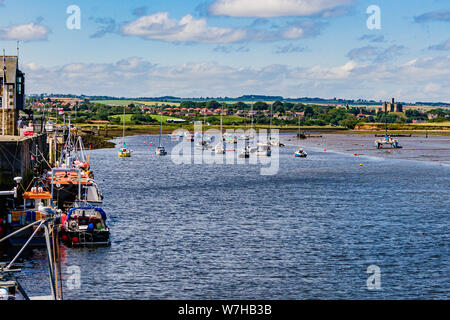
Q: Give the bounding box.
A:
[61,234,68,242]
[324,149,327,152]
[354,153,358,156]
[388,150,391,153]
[72,237,79,244]
[360,163,363,166]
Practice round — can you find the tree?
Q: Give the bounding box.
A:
[253,101,269,110]
[206,100,221,109]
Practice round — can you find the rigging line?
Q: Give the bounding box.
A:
[51,226,60,300]
[56,227,63,300]
[0,144,17,172]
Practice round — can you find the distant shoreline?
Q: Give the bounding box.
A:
[79,124,449,150]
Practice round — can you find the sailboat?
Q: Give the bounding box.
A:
[156,113,167,156]
[195,110,209,150]
[374,102,400,149]
[213,109,225,154]
[118,108,131,157]
[295,114,307,158]
[256,103,272,156]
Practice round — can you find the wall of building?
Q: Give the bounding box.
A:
[0,134,47,187]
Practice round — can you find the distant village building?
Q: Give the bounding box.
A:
[0,55,25,136]
[383,98,403,113]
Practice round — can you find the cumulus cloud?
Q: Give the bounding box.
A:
[89,17,118,38]
[121,12,245,43]
[0,22,50,41]
[346,45,405,63]
[213,45,250,53]
[428,38,450,51]
[208,0,354,17]
[414,10,450,23]
[358,34,385,43]
[274,43,307,54]
[22,55,450,102]
[120,12,323,43]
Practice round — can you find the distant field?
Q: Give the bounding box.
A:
[416,121,450,126]
[138,101,181,107]
[93,100,136,106]
[110,114,183,123]
[93,100,181,107]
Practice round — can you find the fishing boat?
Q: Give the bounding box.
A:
[60,206,110,247]
[0,202,64,300]
[156,113,167,156]
[4,180,58,247]
[118,108,131,157]
[374,102,401,149]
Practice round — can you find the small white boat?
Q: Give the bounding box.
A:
[118,108,131,158]
[156,146,167,156]
[195,140,209,150]
[213,143,225,154]
[156,112,167,156]
[294,148,307,158]
[238,145,250,158]
[256,143,271,157]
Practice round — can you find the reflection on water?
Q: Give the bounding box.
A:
[5,134,449,299]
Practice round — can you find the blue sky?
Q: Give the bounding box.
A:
[0,0,449,102]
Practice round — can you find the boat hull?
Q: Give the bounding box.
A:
[61,230,111,247]
[295,153,307,158]
[118,152,131,158]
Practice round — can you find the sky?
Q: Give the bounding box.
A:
[0,0,449,102]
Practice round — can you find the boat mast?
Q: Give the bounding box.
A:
[159,112,162,147]
[2,50,6,136]
[202,110,205,145]
[269,103,273,140]
[122,107,126,147]
[220,108,223,135]
[251,103,254,130]
[384,102,388,137]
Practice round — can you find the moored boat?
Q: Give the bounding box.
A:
[294,148,307,158]
[60,206,110,247]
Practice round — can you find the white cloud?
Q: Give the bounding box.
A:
[120,12,323,43]
[121,12,245,43]
[0,22,50,41]
[208,0,354,17]
[22,55,450,102]
[428,38,450,51]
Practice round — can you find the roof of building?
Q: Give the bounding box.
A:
[0,56,19,84]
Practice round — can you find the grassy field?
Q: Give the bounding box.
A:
[92,100,137,106]
[138,101,181,107]
[109,113,183,123]
[93,100,181,107]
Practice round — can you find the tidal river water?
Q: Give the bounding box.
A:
[4,133,450,299]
